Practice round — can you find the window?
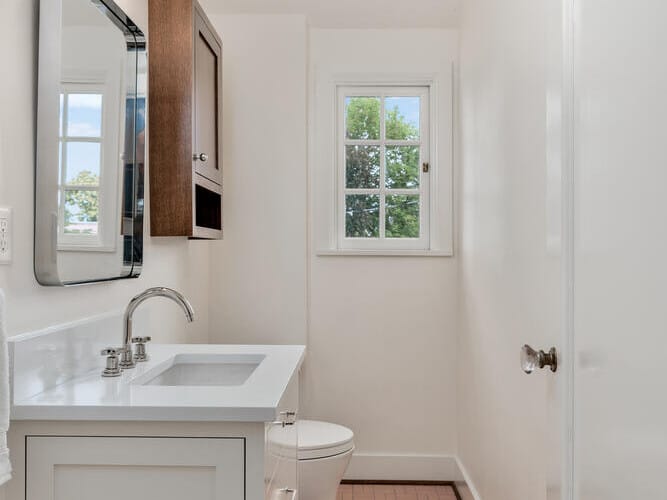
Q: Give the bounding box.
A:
[59,84,104,248]
[312,69,453,257]
[337,86,430,250]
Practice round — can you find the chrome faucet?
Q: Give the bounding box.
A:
[118,287,195,369]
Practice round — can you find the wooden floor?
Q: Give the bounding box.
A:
[337,484,459,500]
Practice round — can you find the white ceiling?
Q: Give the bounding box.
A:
[199,0,461,29]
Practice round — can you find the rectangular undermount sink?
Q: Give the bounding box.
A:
[140,353,265,387]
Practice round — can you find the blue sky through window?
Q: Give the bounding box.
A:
[385,96,420,134]
[67,94,102,137]
[66,142,101,183]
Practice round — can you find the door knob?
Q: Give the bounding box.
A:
[193,153,208,162]
[521,345,557,374]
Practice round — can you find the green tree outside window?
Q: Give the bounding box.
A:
[345,97,421,239]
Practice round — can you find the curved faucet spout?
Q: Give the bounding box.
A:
[119,287,195,369]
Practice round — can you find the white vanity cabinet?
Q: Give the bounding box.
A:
[8,341,304,500]
[9,414,297,500]
[26,436,244,500]
[8,373,300,500]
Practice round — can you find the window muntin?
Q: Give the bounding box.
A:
[338,86,430,250]
[59,84,104,246]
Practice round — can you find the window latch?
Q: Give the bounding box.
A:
[422,162,430,173]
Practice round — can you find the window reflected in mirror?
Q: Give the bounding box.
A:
[35,0,145,285]
[59,89,103,244]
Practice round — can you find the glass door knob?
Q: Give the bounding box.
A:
[521,345,558,374]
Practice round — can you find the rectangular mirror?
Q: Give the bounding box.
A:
[35,0,146,285]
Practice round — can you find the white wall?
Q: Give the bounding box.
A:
[204,21,461,476]
[457,0,559,498]
[306,29,460,477]
[205,14,308,347]
[0,0,210,343]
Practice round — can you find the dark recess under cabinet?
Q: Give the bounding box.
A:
[195,184,222,232]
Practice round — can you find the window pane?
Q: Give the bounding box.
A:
[386,146,420,189]
[346,145,380,188]
[386,194,420,238]
[345,195,379,238]
[346,97,380,140]
[64,189,99,235]
[385,96,420,141]
[66,142,101,185]
[67,93,103,137]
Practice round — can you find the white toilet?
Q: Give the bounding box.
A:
[269,420,354,500]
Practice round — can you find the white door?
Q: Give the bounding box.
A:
[570,0,667,498]
[26,436,244,500]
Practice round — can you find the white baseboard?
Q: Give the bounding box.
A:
[454,458,482,500]
[343,453,463,482]
[454,481,476,500]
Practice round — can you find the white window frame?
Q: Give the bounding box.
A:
[312,70,454,257]
[337,86,430,251]
[58,82,106,250]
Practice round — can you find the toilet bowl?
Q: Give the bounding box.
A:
[269,420,354,500]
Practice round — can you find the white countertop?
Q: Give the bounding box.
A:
[11,344,305,422]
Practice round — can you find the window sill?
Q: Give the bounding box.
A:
[316,249,453,257]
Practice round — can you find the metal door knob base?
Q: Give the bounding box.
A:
[521,345,557,374]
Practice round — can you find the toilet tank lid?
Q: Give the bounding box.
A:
[269,419,354,452]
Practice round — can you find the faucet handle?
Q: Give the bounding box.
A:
[131,336,152,344]
[100,347,124,377]
[132,336,151,362]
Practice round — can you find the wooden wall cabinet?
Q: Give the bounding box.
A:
[148,0,223,239]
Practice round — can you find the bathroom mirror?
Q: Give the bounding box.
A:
[34,0,146,285]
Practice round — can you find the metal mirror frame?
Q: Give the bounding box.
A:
[34,0,146,286]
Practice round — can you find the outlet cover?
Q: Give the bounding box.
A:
[0,207,12,264]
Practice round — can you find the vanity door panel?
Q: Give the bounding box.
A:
[26,436,244,500]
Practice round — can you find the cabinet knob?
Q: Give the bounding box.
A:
[193,153,208,162]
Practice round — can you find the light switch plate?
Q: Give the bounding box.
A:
[0,207,12,264]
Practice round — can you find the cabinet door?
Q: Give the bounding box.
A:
[26,436,243,500]
[193,8,222,185]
